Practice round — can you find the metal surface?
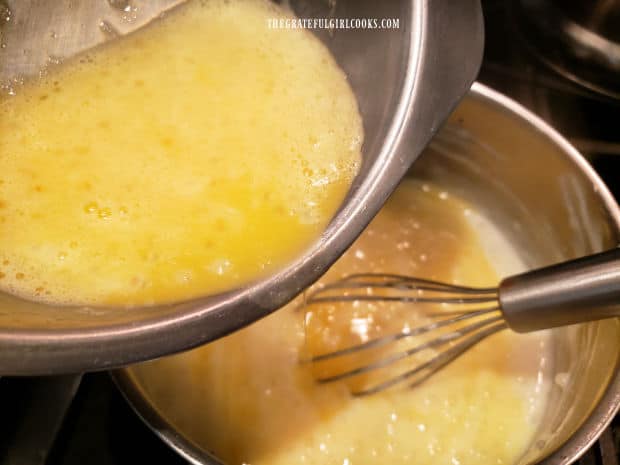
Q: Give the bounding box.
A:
[515,0,620,99]
[0,0,484,375]
[501,248,620,332]
[0,0,186,86]
[114,84,620,465]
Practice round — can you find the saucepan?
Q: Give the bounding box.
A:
[114,83,620,465]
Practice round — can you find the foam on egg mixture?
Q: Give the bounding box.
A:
[0,0,362,306]
[131,179,552,465]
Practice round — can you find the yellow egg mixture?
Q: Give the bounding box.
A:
[0,0,362,306]
[131,180,552,465]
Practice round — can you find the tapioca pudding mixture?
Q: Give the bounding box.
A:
[131,179,552,465]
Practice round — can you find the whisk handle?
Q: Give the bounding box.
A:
[499,248,620,332]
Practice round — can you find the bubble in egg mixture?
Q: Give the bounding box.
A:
[0,0,362,306]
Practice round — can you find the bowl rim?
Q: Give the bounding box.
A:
[0,0,485,375]
[112,82,620,465]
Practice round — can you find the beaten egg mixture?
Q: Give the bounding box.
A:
[131,180,552,465]
[0,0,362,306]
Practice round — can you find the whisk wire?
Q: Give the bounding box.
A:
[307,295,499,304]
[304,273,507,396]
[305,273,499,305]
[315,313,504,385]
[308,307,500,363]
[310,273,497,294]
[354,321,508,397]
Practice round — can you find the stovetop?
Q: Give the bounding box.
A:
[0,374,184,465]
[479,0,620,197]
[1,1,619,464]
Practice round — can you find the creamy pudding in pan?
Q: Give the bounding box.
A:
[131,180,552,465]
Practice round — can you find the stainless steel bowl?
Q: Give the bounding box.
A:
[0,0,483,374]
[115,83,620,465]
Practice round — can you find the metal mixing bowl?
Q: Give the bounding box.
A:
[0,0,483,374]
[115,83,620,465]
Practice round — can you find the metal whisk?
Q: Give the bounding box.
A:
[303,248,620,396]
